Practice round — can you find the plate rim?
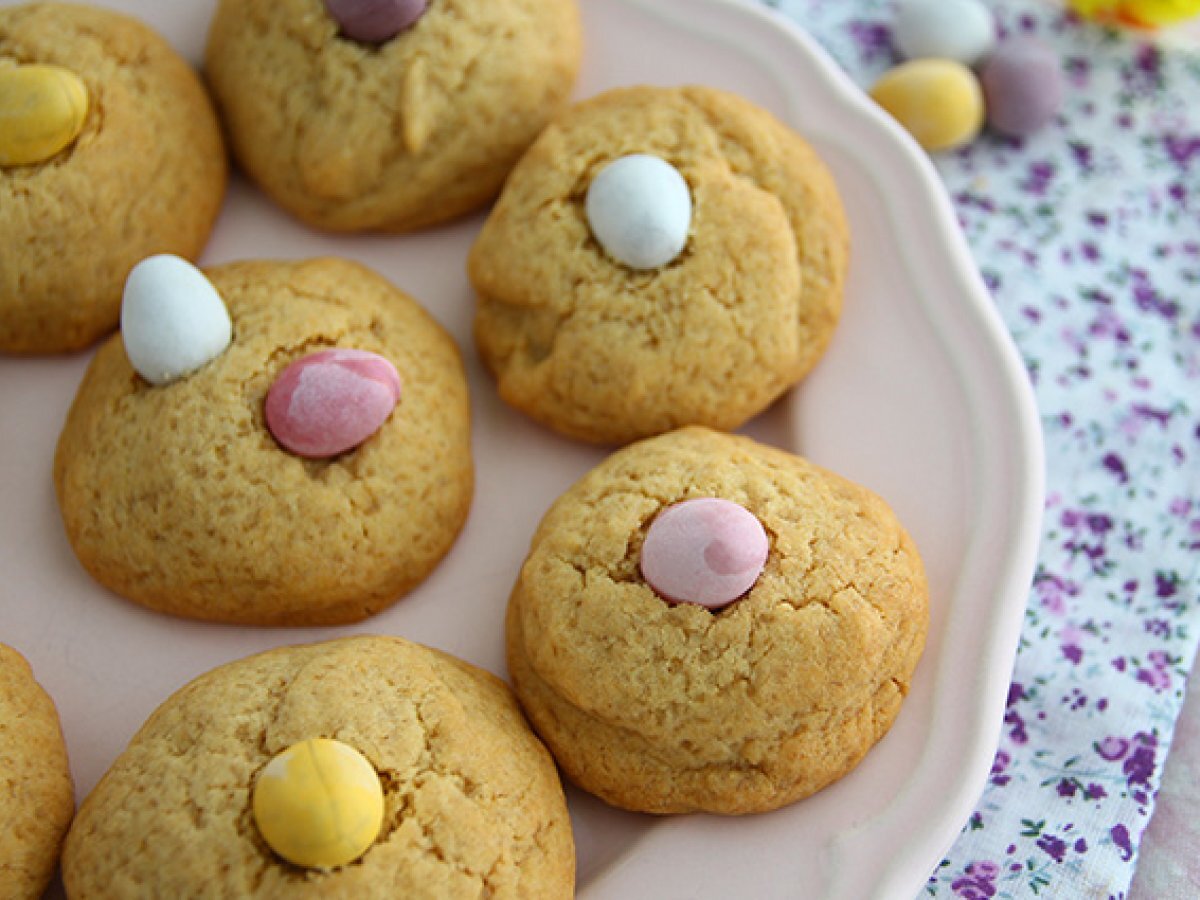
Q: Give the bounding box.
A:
[583,1,1046,897]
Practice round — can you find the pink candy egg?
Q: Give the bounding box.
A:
[265,349,402,459]
[980,38,1064,138]
[325,0,427,44]
[639,498,769,609]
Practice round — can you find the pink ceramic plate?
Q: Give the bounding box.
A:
[0,1,1044,897]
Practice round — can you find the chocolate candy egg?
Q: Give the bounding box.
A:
[121,255,232,386]
[894,0,996,66]
[325,0,427,44]
[253,738,385,870]
[981,38,1064,138]
[0,64,89,167]
[266,349,402,458]
[870,59,984,153]
[639,498,769,609]
[585,153,693,271]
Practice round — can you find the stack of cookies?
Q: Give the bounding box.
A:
[1,1,929,895]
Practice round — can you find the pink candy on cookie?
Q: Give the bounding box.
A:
[325,0,428,44]
[265,349,401,458]
[639,498,769,608]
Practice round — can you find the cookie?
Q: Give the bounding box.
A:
[469,85,850,445]
[0,643,74,898]
[54,257,473,626]
[62,635,575,898]
[0,2,226,354]
[204,0,582,232]
[506,427,928,814]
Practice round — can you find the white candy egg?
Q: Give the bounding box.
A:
[121,255,232,386]
[585,153,692,271]
[894,0,996,67]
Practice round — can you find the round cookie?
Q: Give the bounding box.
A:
[204,0,582,232]
[54,257,473,626]
[0,643,74,898]
[62,636,574,898]
[0,2,226,354]
[469,85,850,445]
[506,427,928,814]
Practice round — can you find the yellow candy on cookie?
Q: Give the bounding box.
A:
[0,63,88,166]
[252,738,384,870]
[870,59,984,152]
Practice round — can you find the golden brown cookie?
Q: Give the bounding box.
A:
[0,643,74,898]
[506,427,927,814]
[469,85,850,445]
[62,635,574,898]
[0,2,226,354]
[204,0,582,232]
[54,258,473,626]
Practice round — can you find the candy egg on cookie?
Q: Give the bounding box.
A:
[55,258,473,626]
[0,3,226,354]
[0,63,89,167]
[120,255,233,386]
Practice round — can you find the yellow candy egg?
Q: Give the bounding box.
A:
[1069,0,1200,27]
[870,59,984,153]
[0,63,89,167]
[252,738,385,870]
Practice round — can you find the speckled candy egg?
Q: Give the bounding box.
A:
[870,59,985,152]
[893,0,996,66]
[981,38,1065,138]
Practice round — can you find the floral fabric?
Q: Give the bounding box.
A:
[759,1,1200,897]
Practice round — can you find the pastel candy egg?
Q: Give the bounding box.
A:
[0,64,89,167]
[325,0,428,43]
[121,255,233,386]
[981,38,1064,138]
[585,153,692,270]
[1070,0,1200,27]
[252,738,385,870]
[266,349,402,458]
[869,59,984,152]
[893,0,996,66]
[1117,0,1200,26]
[639,498,769,609]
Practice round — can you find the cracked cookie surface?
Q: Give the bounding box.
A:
[62,636,574,899]
[0,642,74,900]
[469,86,849,445]
[506,427,927,814]
[0,2,226,353]
[53,258,473,625]
[204,0,582,232]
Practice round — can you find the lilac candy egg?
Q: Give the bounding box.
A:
[325,0,427,44]
[639,498,769,609]
[266,349,402,458]
[980,38,1064,138]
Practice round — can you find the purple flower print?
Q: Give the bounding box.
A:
[1135,651,1172,691]
[1037,833,1068,863]
[846,20,896,65]
[1096,736,1130,761]
[1122,732,1158,788]
[991,750,1012,787]
[951,860,1000,899]
[1111,824,1134,862]
[1163,134,1200,168]
[1102,452,1129,483]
